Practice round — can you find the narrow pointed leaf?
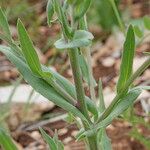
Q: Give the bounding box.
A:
[0,46,88,123]
[79,54,96,86]
[42,66,98,116]
[47,0,54,26]
[53,0,71,38]
[0,8,12,41]
[98,79,105,113]
[133,25,143,38]
[53,131,64,150]
[117,25,135,93]
[39,127,57,150]
[17,19,51,78]
[75,0,92,21]
[78,89,141,138]
[0,127,17,150]
[143,16,150,30]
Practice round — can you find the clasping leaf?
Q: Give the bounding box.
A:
[55,30,94,49]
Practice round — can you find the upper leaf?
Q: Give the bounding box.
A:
[143,16,150,30]
[17,19,51,78]
[47,0,54,26]
[117,25,135,93]
[133,25,143,38]
[54,30,94,49]
[0,8,12,42]
[75,0,92,21]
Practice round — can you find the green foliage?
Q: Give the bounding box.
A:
[54,30,94,49]
[39,127,64,150]
[77,88,142,139]
[0,1,150,149]
[143,16,150,30]
[0,45,88,123]
[117,25,135,93]
[47,0,54,26]
[97,129,112,150]
[0,8,12,41]
[133,25,143,38]
[17,19,52,78]
[0,127,17,150]
[74,0,92,21]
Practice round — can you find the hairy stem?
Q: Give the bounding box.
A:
[68,49,90,121]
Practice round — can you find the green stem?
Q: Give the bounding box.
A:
[87,135,99,150]
[97,57,150,123]
[68,49,90,121]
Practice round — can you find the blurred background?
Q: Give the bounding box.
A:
[0,0,150,150]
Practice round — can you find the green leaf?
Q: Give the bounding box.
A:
[47,0,54,26]
[0,127,18,150]
[97,129,112,150]
[55,30,94,49]
[42,65,98,117]
[79,54,96,86]
[0,45,88,123]
[17,19,51,78]
[77,89,141,138]
[53,131,64,150]
[53,0,71,39]
[0,8,12,42]
[98,79,105,113]
[75,0,92,21]
[117,25,135,93]
[143,16,150,30]
[133,25,143,38]
[39,127,57,150]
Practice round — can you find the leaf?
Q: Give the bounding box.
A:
[117,25,135,93]
[42,65,98,117]
[97,129,112,150]
[0,45,88,123]
[143,16,150,30]
[0,8,12,41]
[17,19,51,78]
[53,131,64,150]
[55,30,94,49]
[75,0,92,21]
[53,0,71,38]
[98,79,105,113]
[133,25,143,38]
[47,0,54,26]
[0,127,17,150]
[77,89,141,138]
[39,127,57,150]
[79,54,96,86]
